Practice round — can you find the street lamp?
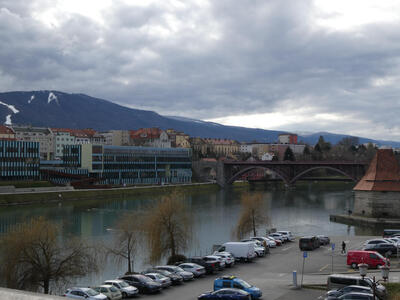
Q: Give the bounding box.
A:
[358,263,390,300]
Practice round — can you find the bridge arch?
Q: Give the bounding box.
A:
[289,166,356,185]
[227,166,289,185]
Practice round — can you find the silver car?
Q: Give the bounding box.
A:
[178,262,206,277]
[145,273,172,288]
[155,265,194,281]
[103,280,138,298]
[64,287,107,300]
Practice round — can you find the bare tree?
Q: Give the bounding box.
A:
[236,193,268,239]
[0,217,98,294]
[145,191,192,263]
[106,212,143,274]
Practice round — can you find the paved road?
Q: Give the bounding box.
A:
[130,235,399,300]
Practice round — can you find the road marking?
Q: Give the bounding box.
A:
[282,246,293,251]
[319,264,329,272]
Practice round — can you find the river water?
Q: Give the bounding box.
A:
[0,182,379,285]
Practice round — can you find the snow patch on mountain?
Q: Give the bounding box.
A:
[0,100,19,113]
[5,114,11,125]
[48,92,59,104]
[28,95,35,104]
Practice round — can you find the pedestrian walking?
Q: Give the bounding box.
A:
[341,241,346,254]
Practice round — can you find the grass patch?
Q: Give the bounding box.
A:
[0,181,54,188]
[384,282,400,300]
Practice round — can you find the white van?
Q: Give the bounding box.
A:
[217,242,256,262]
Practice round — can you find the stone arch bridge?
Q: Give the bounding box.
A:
[193,160,368,187]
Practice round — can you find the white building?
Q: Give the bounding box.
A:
[52,129,76,158]
[13,125,54,160]
[240,143,253,153]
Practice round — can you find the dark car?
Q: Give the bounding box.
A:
[363,243,398,256]
[336,292,374,300]
[119,274,162,294]
[198,288,251,300]
[317,235,330,246]
[326,285,373,299]
[299,236,319,251]
[143,268,183,285]
[189,256,219,274]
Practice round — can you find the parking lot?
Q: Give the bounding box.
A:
[91,235,400,300]
[122,235,400,300]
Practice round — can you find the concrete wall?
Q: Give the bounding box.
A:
[354,191,400,218]
[0,287,64,299]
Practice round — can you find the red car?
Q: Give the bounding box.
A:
[347,250,389,269]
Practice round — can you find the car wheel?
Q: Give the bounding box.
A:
[351,262,358,269]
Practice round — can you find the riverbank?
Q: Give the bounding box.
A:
[330,214,400,227]
[0,182,224,206]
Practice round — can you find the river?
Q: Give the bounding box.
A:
[0,182,379,285]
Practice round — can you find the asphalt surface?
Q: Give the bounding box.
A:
[132,235,400,300]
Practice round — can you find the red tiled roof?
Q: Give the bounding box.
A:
[354,149,400,191]
[130,128,162,139]
[0,125,14,135]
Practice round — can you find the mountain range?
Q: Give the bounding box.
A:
[0,90,399,147]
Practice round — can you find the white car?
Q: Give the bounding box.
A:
[64,287,107,300]
[363,239,392,246]
[103,280,138,298]
[251,236,276,248]
[212,252,235,267]
[178,263,206,277]
[92,285,122,300]
[241,239,266,257]
[145,273,172,288]
[269,233,286,242]
[277,231,295,241]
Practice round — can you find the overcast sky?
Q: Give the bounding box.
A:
[1,0,400,140]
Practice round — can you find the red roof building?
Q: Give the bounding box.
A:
[0,125,15,140]
[353,149,400,191]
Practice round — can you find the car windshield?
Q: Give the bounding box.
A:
[110,286,118,292]
[236,279,252,288]
[175,267,185,272]
[86,289,100,296]
[119,281,129,288]
[139,276,153,282]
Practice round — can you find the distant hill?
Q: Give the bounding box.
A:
[0,90,399,147]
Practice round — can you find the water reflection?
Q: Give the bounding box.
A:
[0,182,380,282]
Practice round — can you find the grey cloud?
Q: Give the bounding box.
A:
[0,0,400,139]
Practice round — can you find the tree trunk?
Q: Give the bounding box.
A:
[43,279,49,294]
[252,210,256,237]
[170,232,176,257]
[128,251,132,274]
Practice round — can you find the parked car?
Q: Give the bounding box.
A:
[103,280,139,298]
[334,292,374,300]
[363,239,391,246]
[299,236,319,251]
[268,233,286,242]
[205,255,226,270]
[178,262,206,277]
[326,274,387,300]
[212,252,235,267]
[217,242,256,262]
[142,268,183,285]
[198,288,252,300]
[188,256,218,274]
[92,285,122,300]
[214,275,262,299]
[241,239,266,256]
[383,229,400,238]
[266,236,281,246]
[317,235,330,245]
[144,273,172,288]
[347,250,389,269]
[64,287,107,300]
[119,274,162,294]
[155,265,194,281]
[325,285,373,300]
[252,236,276,248]
[277,231,295,241]
[363,243,398,256]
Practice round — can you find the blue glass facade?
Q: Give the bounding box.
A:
[64,145,192,185]
[0,140,40,180]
